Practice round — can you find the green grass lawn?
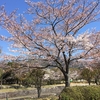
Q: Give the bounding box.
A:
[0,87,37,93]
[0,83,95,100]
[0,82,94,93]
[0,84,65,93]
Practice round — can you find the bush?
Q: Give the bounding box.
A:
[59,86,100,100]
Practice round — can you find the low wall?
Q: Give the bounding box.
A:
[0,86,64,99]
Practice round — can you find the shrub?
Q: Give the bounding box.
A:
[59,86,100,100]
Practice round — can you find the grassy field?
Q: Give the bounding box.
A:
[0,83,96,100]
[0,82,95,93]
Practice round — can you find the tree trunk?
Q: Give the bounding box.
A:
[62,51,70,87]
[37,87,41,98]
[64,73,70,87]
[88,80,91,85]
[95,78,98,85]
[58,66,70,87]
[0,78,2,89]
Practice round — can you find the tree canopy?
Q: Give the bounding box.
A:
[0,0,100,87]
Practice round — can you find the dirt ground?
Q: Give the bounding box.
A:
[70,82,96,86]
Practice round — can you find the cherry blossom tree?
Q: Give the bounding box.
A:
[0,0,100,87]
[89,43,100,85]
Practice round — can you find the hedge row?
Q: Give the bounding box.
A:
[60,86,100,100]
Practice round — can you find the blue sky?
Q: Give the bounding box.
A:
[0,0,29,55]
[0,0,100,56]
[0,0,28,13]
